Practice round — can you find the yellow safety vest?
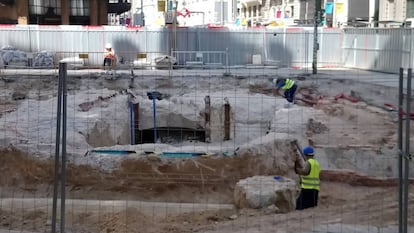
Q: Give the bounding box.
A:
[281,79,295,90]
[300,158,321,190]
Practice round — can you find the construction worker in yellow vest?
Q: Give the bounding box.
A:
[294,145,321,210]
[274,78,298,103]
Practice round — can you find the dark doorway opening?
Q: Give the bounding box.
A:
[137,127,206,144]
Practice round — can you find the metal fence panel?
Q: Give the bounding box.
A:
[343,28,411,73]
[319,28,343,68]
[0,26,340,68]
[2,25,414,73]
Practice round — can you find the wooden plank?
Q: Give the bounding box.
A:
[78,53,89,59]
[137,53,147,59]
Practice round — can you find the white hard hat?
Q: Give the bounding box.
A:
[105,43,112,49]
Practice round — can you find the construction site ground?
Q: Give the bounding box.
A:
[0,66,413,233]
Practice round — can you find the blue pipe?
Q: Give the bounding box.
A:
[151,91,158,143]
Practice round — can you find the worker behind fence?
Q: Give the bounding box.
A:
[293,144,322,210]
[103,43,116,68]
[273,78,298,107]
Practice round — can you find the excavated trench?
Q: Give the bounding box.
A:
[0,72,412,205]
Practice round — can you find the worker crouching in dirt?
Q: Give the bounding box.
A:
[274,78,297,107]
[293,144,322,210]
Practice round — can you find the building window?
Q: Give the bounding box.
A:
[407,0,414,18]
[253,6,256,17]
[29,0,61,15]
[71,0,89,16]
[29,0,46,15]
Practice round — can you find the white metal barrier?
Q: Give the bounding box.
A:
[172,50,229,70]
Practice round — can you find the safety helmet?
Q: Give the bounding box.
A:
[303,146,314,156]
[105,43,112,49]
[275,78,285,86]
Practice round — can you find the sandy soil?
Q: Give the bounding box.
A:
[0,145,412,233]
[0,72,413,233]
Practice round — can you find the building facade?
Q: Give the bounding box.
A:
[237,0,377,27]
[0,0,130,25]
[378,0,414,27]
[0,0,384,27]
[128,0,235,27]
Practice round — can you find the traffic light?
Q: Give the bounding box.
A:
[320,9,325,26]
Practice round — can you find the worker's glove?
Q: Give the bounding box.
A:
[290,139,299,151]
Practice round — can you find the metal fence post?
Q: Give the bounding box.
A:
[51,62,67,233]
[60,62,68,233]
[224,48,230,76]
[403,68,411,233]
[313,0,322,73]
[398,67,404,233]
[398,67,411,233]
[51,62,64,233]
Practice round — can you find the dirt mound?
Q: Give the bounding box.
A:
[0,140,296,203]
[84,208,237,233]
[0,147,54,188]
[0,209,47,230]
[320,169,414,186]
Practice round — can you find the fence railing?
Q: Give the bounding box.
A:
[172,50,228,68]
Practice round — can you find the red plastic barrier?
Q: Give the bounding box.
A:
[334,93,359,103]
[384,103,414,119]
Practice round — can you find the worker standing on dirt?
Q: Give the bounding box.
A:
[293,143,321,210]
[103,43,116,68]
[273,78,298,105]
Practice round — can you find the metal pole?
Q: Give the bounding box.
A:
[151,92,158,143]
[204,96,211,142]
[141,0,144,26]
[403,68,411,233]
[133,103,140,144]
[409,29,413,68]
[51,62,64,233]
[173,0,177,54]
[398,67,404,233]
[129,101,134,145]
[225,47,230,75]
[305,31,309,73]
[312,0,321,74]
[60,62,68,233]
[224,101,230,140]
[221,0,224,25]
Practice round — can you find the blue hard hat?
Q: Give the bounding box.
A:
[303,146,314,156]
